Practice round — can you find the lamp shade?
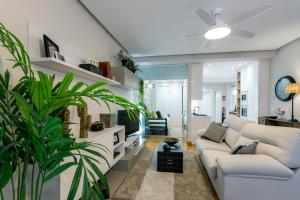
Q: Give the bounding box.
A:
[285,83,300,94]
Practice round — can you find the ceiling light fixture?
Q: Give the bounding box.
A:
[204,24,231,40]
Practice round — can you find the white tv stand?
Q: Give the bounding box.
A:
[125,134,139,148]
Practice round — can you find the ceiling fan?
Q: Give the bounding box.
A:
[184,5,272,48]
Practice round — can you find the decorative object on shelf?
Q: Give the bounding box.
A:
[113,132,120,145]
[100,113,114,128]
[275,75,296,101]
[59,107,71,132]
[54,51,65,61]
[285,83,300,122]
[113,151,120,159]
[275,107,285,120]
[90,121,105,131]
[99,61,112,79]
[116,49,141,73]
[86,58,99,66]
[79,63,103,75]
[0,23,145,200]
[43,34,65,61]
[77,104,92,138]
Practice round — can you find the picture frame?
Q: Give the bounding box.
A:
[43,34,60,58]
[113,132,119,145]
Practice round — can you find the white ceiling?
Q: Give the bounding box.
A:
[203,60,255,83]
[80,0,300,57]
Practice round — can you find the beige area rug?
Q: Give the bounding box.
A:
[112,148,218,200]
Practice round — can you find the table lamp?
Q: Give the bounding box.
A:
[285,83,300,122]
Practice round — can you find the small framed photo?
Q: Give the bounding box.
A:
[113,132,119,145]
[43,34,59,58]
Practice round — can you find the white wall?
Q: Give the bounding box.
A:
[258,59,271,117]
[270,38,300,120]
[240,61,259,122]
[0,1,135,199]
[0,0,133,138]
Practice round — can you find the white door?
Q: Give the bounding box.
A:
[156,82,183,126]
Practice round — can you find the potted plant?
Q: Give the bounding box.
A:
[116,50,141,74]
[116,49,130,67]
[0,23,145,200]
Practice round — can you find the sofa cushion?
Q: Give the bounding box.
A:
[224,128,241,149]
[216,154,294,180]
[223,114,249,132]
[241,123,300,168]
[195,137,231,153]
[201,150,230,179]
[201,122,228,143]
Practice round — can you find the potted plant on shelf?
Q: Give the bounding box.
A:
[0,23,145,200]
[116,50,141,74]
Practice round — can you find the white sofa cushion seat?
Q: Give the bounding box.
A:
[201,150,230,179]
[195,137,231,153]
[241,123,300,168]
[216,154,294,180]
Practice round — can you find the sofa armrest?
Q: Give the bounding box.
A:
[216,154,294,180]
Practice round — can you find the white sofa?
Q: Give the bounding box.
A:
[195,114,300,200]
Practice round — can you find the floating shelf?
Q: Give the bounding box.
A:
[31,57,121,86]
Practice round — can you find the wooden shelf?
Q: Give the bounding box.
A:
[31,57,121,86]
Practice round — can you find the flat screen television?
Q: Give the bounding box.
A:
[117,110,139,137]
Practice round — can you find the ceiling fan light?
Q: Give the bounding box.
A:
[204,25,231,40]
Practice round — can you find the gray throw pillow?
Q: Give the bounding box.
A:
[232,137,258,154]
[201,122,228,143]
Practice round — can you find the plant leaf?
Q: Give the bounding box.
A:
[0,162,12,189]
[45,162,76,182]
[67,159,83,200]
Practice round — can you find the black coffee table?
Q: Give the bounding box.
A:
[157,141,183,173]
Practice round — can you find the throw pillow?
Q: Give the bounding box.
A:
[232,136,259,154]
[201,122,228,143]
[152,112,158,119]
[156,111,162,119]
[224,128,241,149]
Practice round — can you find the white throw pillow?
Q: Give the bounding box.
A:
[224,128,241,149]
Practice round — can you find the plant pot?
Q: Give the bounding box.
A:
[121,59,128,66]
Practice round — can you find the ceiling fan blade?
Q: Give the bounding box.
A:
[203,40,212,49]
[231,29,255,38]
[196,8,216,26]
[186,32,204,38]
[229,5,272,25]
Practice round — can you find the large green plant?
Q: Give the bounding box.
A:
[0,23,143,200]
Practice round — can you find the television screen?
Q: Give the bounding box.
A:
[117,110,139,136]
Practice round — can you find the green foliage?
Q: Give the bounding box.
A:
[0,23,145,200]
[116,50,141,73]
